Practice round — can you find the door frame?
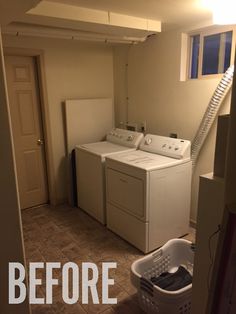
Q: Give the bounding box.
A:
[4,47,56,206]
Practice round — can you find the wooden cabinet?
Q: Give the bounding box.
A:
[191,173,225,314]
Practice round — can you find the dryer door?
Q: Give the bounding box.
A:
[106,168,145,220]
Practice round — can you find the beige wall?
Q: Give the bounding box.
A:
[113,30,231,222]
[0,32,30,314]
[2,30,232,221]
[3,35,114,204]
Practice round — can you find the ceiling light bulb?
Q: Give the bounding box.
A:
[201,0,236,24]
[213,0,236,24]
[201,0,216,10]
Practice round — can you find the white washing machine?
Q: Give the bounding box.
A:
[105,134,192,253]
[75,128,144,224]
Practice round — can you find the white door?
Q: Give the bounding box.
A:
[5,55,48,209]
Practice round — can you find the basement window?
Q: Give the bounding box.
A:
[189,29,233,79]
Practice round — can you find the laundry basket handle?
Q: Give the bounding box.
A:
[152,249,163,263]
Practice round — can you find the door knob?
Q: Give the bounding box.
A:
[37,139,44,145]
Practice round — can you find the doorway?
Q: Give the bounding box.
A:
[5,55,48,209]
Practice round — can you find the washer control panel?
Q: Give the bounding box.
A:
[140,134,191,159]
[106,128,144,148]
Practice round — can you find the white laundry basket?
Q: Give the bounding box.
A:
[131,239,194,314]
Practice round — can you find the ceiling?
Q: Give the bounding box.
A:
[47,0,212,29]
[0,0,40,25]
[3,0,213,43]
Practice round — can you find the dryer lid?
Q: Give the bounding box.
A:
[106,150,188,171]
[76,141,135,157]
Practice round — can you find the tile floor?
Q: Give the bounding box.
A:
[21,205,196,314]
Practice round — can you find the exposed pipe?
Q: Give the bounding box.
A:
[191,65,234,168]
[2,23,147,44]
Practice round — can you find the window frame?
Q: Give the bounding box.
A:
[188,26,236,80]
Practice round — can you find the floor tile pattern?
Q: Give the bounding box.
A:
[21,205,195,314]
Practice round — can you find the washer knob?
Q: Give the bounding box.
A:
[145,137,152,145]
[127,135,134,141]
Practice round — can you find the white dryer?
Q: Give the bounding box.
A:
[75,128,144,224]
[105,134,192,253]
